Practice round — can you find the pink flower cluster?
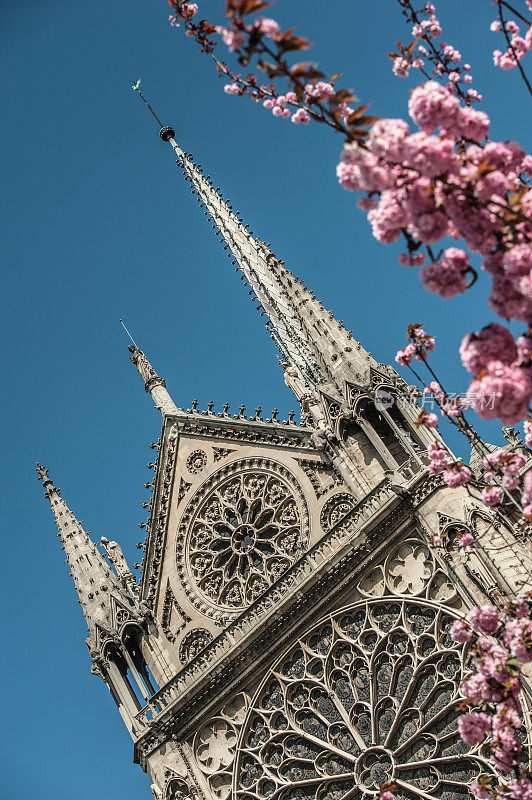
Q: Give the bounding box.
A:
[427,441,448,474]
[483,450,527,491]
[460,323,518,375]
[169,2,198,25]
[460,322,532,425]
[468,361,531,426]
[522,470,532,517]
[525,417,532,448]
[450,619,471,642]
[337,86,531,425]
[451,598,532,782]
[224,83,241,95]
[491,17,532,71]
[338,93,531,273]
[395,324,435,365]
[304,81,335,101]
[262,92,305,123]
[481,485,503,508]
[220,25,245,52]
[458,711,491,745]
[420,247,470,298]
[443,461,472,487]
[255,16,280,38]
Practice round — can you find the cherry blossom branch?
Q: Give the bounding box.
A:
[499,0,532,26]
[497,0,532,96]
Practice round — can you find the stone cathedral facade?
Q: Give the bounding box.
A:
[38,123,532,800]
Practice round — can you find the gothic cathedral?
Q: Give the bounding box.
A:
[37,122,532,800]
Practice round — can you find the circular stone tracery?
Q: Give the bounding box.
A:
[233,598,496,800]
[185,467,307,611]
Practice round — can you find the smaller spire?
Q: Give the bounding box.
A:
[36,463,129,640]
[120,320,178,416]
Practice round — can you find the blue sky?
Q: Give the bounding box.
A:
[2,1,530,798]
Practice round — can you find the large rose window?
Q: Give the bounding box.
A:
[186,468,307,610]
[233,598,496,800]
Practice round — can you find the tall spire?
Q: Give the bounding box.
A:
[36,463,131,640]
[153,121,384,401]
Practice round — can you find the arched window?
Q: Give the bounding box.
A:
[122,626,159,702]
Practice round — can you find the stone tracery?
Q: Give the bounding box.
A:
[233,598,494,800]
[185,466,308,611]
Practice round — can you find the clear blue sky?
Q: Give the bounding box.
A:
[1,1,530,798]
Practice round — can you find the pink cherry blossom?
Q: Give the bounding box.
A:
[336,145,391,193]
[368,189,410,243]
[507,777,532,800]
[456,106,490,142]
[398,252,426,266]
[427,440,448,474]
[522,470,532,517]
[481,485,503,507]
[469,605,499,635]
[451,620,472,642]
[408,80,460,133]
[393,57,410,77]
[458,712,491,746]
[460,323,518,376]
[256,16,280,38]
[403,132,458,176]
[420,248,469,297]
[524,417,532,448]
[504,617,532,663]
[459,532,475,548]
[368,119,410,161]
[467,361,531,425]
[221,27,245,52]
[305,81,335,101]
[461,672,494,703]
[291,108,310,125]
[443,462,472,487]
[395,343,417,366]
[224,83,241,95]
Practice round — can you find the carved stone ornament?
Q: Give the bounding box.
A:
[186,449,208,475]
[193,694,249,799]
[320,492,357,532]
[180,460,309,614]
[233,598,498,800]
[179,628,214,665]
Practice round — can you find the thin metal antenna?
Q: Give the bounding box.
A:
[119,319,138,349]
[132,80,165,128]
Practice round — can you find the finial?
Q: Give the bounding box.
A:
[36,462,57,492]
[36,462,51,483]
[119,319,138,349]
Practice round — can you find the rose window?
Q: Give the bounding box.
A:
[186,470,307,610]
[234,598,498,800]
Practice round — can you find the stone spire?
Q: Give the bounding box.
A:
[36,463,133,640]
[128,344,178,416]
[157,124,385,402]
